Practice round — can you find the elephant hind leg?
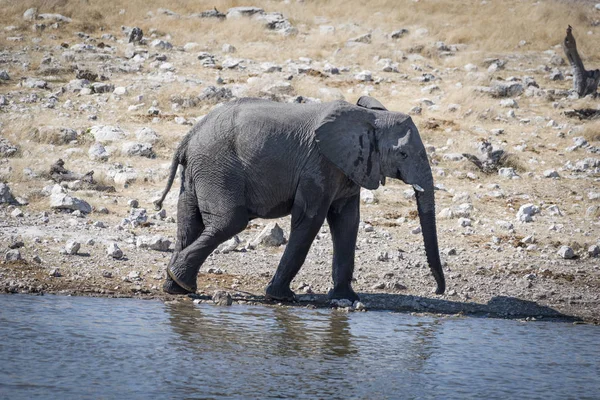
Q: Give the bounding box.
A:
[163,190,204,294]
[166,206,249,294]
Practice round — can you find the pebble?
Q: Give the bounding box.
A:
[213,290,233,306]
[589,245,600,258]
[5,249,22,262]
[106,242,123,259]
[249,222,286,248]
[558,246,575,259]
[49,268,61,277]
[64,240,80,255]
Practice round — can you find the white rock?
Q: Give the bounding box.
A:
[546,205,563,217]
[23,8,37,21]
[88,142,109,161]
[543,169,560,178]
[50,188,92,214]
[113,86,128,96]
[11,208,23,218]
[121,142,154,158]
[64,240,80,255]
[516,203,539,223]
[360,189,377,204]
[218,236,241,254]
[354,70,372,82]
[106,242,123,259]
[250,222,286,248]
[90,125,127,142]
[136,235,171,252]
[5,249,22,262]
[498,167,519,179]
[558,246,575,259]
[458,218,471,227]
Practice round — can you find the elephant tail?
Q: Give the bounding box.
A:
[153,132,192,211]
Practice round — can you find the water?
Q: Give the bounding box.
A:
[0,295,598,400]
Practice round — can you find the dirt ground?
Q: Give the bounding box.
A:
[1,0,599,323]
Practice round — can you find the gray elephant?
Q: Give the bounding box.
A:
[155,96,445,301]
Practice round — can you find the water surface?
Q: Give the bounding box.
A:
[1,295,598,399]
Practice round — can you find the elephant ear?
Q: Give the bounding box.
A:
[315,104,381,190]
[356,96,388,111]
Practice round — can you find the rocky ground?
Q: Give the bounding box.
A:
[1,1,599,323]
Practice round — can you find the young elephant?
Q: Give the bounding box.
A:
[157,97,445,301]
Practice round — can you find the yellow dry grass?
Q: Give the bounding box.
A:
[2,0,598,57]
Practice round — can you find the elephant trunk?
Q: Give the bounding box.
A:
[415,187,445,295]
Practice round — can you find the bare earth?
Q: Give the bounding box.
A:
[0,1,599,323]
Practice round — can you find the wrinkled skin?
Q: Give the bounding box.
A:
[158,97,445,301]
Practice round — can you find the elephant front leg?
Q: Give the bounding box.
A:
[266,205,327,302]
[326,195,360,302]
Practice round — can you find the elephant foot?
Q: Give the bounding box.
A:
[162,275,192,295]
[265,283,296,302]
[163,256,197,294]
[328,285,359,303]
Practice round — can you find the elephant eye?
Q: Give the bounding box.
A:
[399,151,408,159]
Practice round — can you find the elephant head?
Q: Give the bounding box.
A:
[315,97,445,294]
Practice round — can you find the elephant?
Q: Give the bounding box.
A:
[155,96,445,302]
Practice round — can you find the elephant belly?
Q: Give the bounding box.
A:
[247,198,294,220]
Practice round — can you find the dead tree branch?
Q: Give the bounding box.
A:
[563,25,599,98]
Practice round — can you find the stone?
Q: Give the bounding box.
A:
[5,249,22,262]
[489,81,524,98]
[106,242,123,259]
[121,142,155,158]
[128,208,148,227]
[90,125,127,142]
[23,8,37,21]
[543,169,560,178]
[250,222,286,248]
[558,246,575,259]
[213,290,233,306]
[500,99,518,108]
[38,13,72,22]
[49,268,62,277]
[64,240,80,255]
[588,245,600,258]
[260,62,282,73]
[11,208,23,218]
[498,167,519,179]
[390,29,409,39]
[135,127,160,143]
[377,252,390,262]
[49,186,92,213]
[0,70,10,81]
[91,82,114,94]
[353,301,366,311]
[516,203,539,223]
[198,86,233,103]
[354,70,373,82]
[150,39,173,50]
[360,189,377,204]
[260,82,295,97]
[127,199,139,208]
[546,205,563,217]
[135,235,171,252]
[458,218,472,227]
[88,142,109,161]
[218,236,241,254]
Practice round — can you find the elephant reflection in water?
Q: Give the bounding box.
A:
[164,302,442,373]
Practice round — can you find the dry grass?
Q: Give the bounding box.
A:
[2,0,598,57]
[583,120,600,142]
